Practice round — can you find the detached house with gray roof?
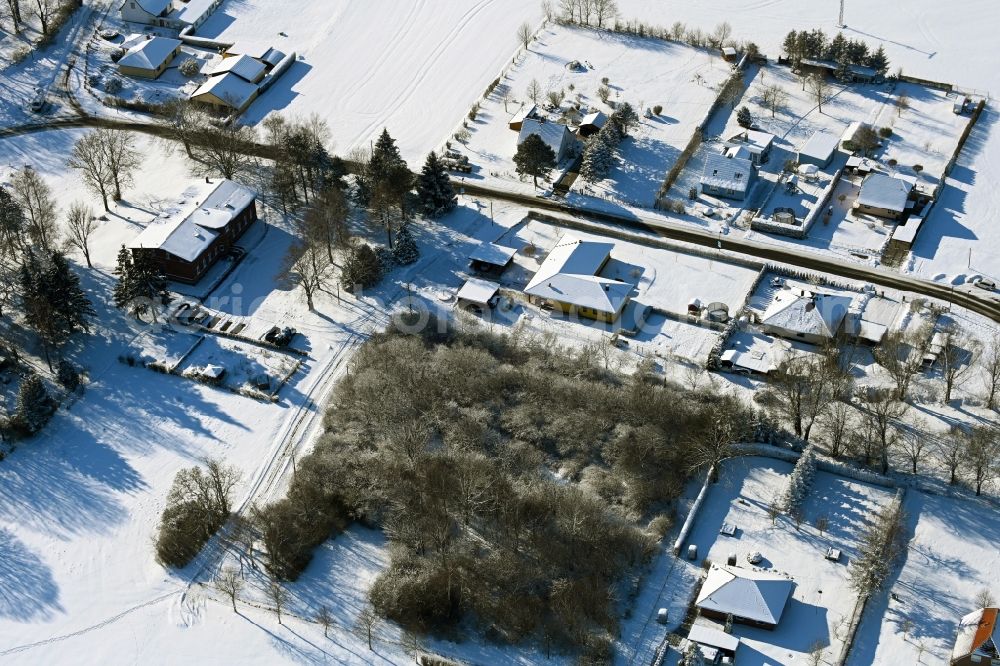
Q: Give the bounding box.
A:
[701,152,755,201]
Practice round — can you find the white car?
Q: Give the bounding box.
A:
[973,277,996,291]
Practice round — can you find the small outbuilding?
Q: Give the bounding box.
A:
[469,242,517,275]
[726,129,774,166]
[701,152,755,201]
[508,103,537,131]
[696,564,795,630]
[517,118,574,163]
[117,36,181,79]
[798,130,839,168]
[579,111,607,137]
[721,46,738,62]
[855,173,914,220]
[456,278,500,312]
[687,624,739,664]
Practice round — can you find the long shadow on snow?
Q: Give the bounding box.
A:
[0,527,63,622]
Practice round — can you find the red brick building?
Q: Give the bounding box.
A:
[128,179,257,284]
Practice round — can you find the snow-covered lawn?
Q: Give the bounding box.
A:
[454,24,730,205]
[848,490,1000,666]
[193,0,541,164]
[176,336,302,398]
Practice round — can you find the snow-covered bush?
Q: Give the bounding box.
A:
[105,77,123,94]
[179,58,200,77]
[392,224,419,265]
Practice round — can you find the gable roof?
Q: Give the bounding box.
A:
[517,118,572,157]
[211,54,266,83]
[696,564,795,626]
[857,173,913,213]
[191,72,258,110]
[524,235,631,314]
[953,608,1000,661]
[128,180,256,262]
[743,129,774,153]
[701,152,753,193]
[762,288,854,338]
[120,0,171,16]
[456,278,499,305]
[118,36,180,71]
[167,0,217,25]
[799,131,839,163]
[581,111,607,128]
[688,624,740,653]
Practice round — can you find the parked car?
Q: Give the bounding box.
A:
[264,326,297,347]
[973,277,996,291]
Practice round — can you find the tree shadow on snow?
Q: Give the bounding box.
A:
[0,528,63,622]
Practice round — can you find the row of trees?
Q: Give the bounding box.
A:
[783,29,890,74]
[544,0,620,29]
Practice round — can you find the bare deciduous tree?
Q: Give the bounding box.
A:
[937,328,978,403]
[315,605,333,637]
[214,566,243,612]
[4,0,24,34]
[64,202,97,268]
[856,387,907,474]
[758,82,789,118]
[821,399,852,457]
[874,328,929,402]
[593,0,618,28]
[710,21,732,48]
[975,588,997,609]
[898,418,930,474]
[937,427,966,485]
[30,0,55,36]
[102,129,142,202]
[964,426,999,496]
[191,121,259,181]
[281,240,336,310]
[981,332,1000,410]
[9,167,57,251]
[302,186,350,263]
[895,93,910,117]
[267,581,290,624]
[526,78,542,105]
[354,603,381,650]
[516,21,533,51]
[69,131,115,212]
[806,74,831,114]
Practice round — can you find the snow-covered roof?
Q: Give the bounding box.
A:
[701,152,753,193]
[696,564,795,626]
[128,180,256,262]
[191,72,258,109]
[120,0,171,16]
[469,242,517,267]
[118,36,180,71]
[580,111,607,128]
[841,121,872,145]
[953,608,1000,661]
[227,43,287,67]
[725,145,754,161]
[720,347,777,374]
[761,287,854,339]
[799,131,839,163]
[857,173,913,213]
[744,129,774,153]
[456,278,499,305]
[211,55,266,83]
[168,0,217,25]
[509,103,537,126]
[523,235,631,315]
[688,624,740,653]
[517,118,572,157]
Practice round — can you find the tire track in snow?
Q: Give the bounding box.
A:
[347,0,495,153]
[345,0,428,98]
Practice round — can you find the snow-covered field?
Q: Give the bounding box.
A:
[848,490,1000,666]
[194,0,541,164]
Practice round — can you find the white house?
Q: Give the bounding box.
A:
[760,287,854,344]
[119,0,171,25]
[209,54,266,84]
[190,72,259,113]
[701,152,755,201]
[696,564,795,630]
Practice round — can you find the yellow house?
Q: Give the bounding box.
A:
[190,72,259,114]
[117,36,182,79]
[523,235,633,323]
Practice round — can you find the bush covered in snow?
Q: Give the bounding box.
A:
[179,58,200,77]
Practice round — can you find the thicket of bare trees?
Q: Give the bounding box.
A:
[251,322,759,656]
[155,459,240,567]
[69,129,141,212]
[556,0,619,28]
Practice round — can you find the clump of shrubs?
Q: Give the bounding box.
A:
[155,460,239,568]
[179,58,200,77]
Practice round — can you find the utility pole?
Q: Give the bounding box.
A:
[839,0,846,27]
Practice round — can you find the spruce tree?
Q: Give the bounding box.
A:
[681,642,706,666]
[340,244,383,291]
[19,250,93,368]
[736,106,754,129]
[366,129,412,216]
[113,245,166,320]
[392,224,419,265]
[416,151,456,217]
[867,45,889,74]
[15,373,55,435]
[778,445,817,514]
[514,133,557,188]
